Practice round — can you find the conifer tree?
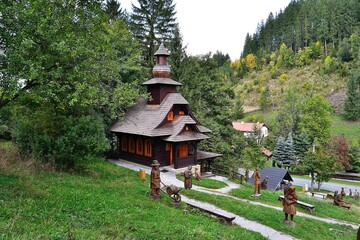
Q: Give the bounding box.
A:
[293,131,311,161]
[273,136,286,168]
[105,0,125,21]
[344,72,360,120]
[129,0,177,67]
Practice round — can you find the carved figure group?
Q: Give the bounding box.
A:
[334,191,351,209]
[184,165,193,189]
[283,186,297,226]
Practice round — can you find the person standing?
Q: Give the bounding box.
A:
[150,160,161,199]
[184,165,193,189]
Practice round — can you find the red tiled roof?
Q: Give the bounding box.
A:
[232,122,265,132]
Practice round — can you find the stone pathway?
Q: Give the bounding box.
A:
[109,159,359,239]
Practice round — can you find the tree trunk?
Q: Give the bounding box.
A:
[310,171,315,192]
[317,182,322,192]
[245,169,249,182]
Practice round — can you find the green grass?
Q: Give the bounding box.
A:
[176,175,228,189]
[330,115,360,141]
[0,160,265,240]
[292,174,360,187]
[182,188,358,240]
[229,183,360,224]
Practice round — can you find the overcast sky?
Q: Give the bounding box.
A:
[120,0,292,60]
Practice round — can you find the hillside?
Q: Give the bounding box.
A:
[235,60,349,112]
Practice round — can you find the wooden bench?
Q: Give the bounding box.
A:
[311,192,327,200]
[278,195,315,213]
[187,202,236,224]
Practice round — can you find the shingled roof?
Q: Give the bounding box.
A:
[110,93,210,138]
[248,167,293,191]
[142,77,182,86]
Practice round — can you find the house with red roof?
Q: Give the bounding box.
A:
[110,43,221,169]
[232,121,269,139]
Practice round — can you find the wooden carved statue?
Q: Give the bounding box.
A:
[195,167,202,181]
[253,167,261,195]
[334,191,351,209]
[184,165,193,189]
[283,186,297,226]
[261,176,268,190]
[150,160,161,199]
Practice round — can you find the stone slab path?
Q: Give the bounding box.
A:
[109,159,359,239]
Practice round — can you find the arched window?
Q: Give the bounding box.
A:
[144,139,152,157]
[121,136,127,152]
[136,138,143,155]
[178,143,188,158]
[128,137,135,153]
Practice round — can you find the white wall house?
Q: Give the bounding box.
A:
[232,122,269,140]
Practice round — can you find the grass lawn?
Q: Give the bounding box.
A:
[0,158,265,240]
[176,175,228,189]
[229,183,360,224]
[330,115,360,141]
[182,188,358,240]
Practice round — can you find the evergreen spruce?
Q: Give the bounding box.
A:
[129,0,177,67]
[293,131,311,161]
[344,72,360,120]
[273,136,286,168]
[105,0,125,21]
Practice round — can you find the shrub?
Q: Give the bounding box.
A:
[13,113,109,169]
[279,73,288,85]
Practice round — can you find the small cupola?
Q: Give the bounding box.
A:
[153,43,171,78]
[142,43,182,105]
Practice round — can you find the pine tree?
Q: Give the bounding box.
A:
[105,0,125,21]
[129,0,177,67]
[344,72,360,120]
[273,136,286,168]
[168,23,186,82]
[293,131,311,162]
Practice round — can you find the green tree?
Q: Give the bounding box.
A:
[105,0,125,22]
[1,1,145,168]
[274,87,303,137]
[349,140,360,173]
[343,72,360,120]
[293,131,311,162]
[300,146,340,192]
[273,133,297,169]
[300,94,331,144]
[213,51,230,67]
[240,143,266,181]
[129,0,177,67]
[168,23,186,82]
[259,86,270,112]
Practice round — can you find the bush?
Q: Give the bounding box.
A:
[13,113,109,169]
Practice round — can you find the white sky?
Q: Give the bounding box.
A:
[120,0,292,60]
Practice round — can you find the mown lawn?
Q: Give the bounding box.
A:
[176,175,228,189]
[229,183,360,225]
[0,159,265,240]
[182,188,358,240]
